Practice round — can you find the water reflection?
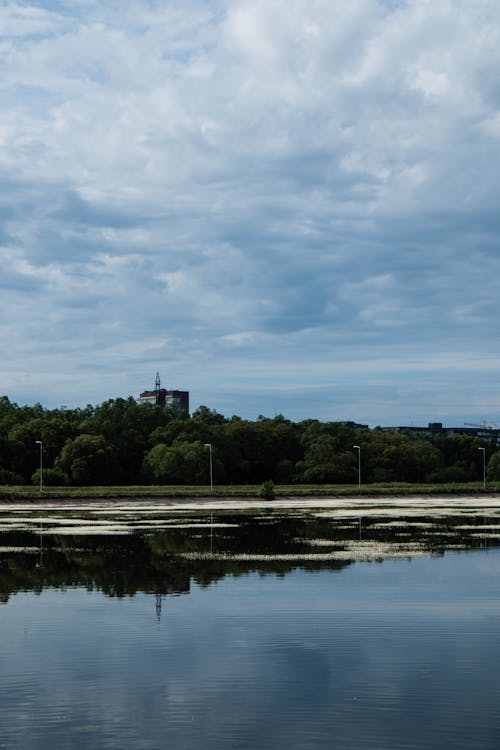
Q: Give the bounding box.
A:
[1,509,500,603]
[2,508,500,749]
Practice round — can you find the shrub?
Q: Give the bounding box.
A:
[0,468,25,485]
[31,467,69,487]
[258,480,275,500]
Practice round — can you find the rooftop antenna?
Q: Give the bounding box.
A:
[155,372,161,406]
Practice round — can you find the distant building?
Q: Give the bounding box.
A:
[138,373,189,414]
[381,421,500,445]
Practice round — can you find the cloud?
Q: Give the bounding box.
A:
[2,0,500,423]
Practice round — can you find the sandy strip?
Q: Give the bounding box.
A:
[1,495,500,515]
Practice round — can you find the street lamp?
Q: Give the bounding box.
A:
[478,447,486,489]
[35,440,43,493]
[204,443,213,494]
[353,445,361,487]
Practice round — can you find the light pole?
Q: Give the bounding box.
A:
[35,440,43,493]
[353,445,361,487]
[478,447,486,489]
[204,443,213,494]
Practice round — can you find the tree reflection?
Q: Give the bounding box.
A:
[0,512,498,604]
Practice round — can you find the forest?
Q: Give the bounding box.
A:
[0,395,499,487]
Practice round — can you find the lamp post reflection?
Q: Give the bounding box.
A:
[36,517,43,568]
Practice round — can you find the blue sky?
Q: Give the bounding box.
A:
[2,0,500,426]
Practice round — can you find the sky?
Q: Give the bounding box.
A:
[2,0,500,426]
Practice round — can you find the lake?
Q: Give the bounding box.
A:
[1,502,500,749]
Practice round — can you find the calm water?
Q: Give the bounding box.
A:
[1,508,500,749]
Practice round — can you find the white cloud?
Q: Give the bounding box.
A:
[2,0,500,423]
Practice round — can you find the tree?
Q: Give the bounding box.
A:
[143,441,210,485]
[296,436,356,484]
[487,450,500,481]
[8,417,74,481]
[363,433,441,483]
[55,434,118,485]
[0,468,25,485]
[31,467,68,487]
[191,406,227,425]
[77,397,173,482]
[429,434,490,483]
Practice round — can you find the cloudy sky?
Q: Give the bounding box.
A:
[2,0,500,425]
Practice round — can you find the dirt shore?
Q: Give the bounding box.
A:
[2,494,500,515]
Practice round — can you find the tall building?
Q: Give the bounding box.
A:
[138,372,189,414]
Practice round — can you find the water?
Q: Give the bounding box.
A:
[1,508,500,749]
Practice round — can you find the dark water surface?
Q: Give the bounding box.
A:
[1,508,500,749]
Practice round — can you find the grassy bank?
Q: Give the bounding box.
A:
[0,481,499,502]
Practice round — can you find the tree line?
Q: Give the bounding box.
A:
[0,395,499,486]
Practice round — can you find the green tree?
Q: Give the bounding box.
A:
[429,434,490,483]
[55,434,118,485]
[143,440,212,485]
[296,436,356,483]
[191,405,227,425]
[32,467,69,487]
[77,397,174,482]
[362,432,441,483]
[8,418,72,481]
[486,450,500,481]
[0,468,25,485]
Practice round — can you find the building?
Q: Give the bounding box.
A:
[381,421,500,445]
[138,373,189,414]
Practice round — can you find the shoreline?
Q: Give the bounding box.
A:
[3,493,500,514]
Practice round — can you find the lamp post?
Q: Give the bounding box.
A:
[204,443,213,494]
[353,445,361,487]
[35,440,43,493]
[478,447,486,489]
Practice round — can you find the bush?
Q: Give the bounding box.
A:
[31,467,69,487]
[0,468,25,485]
[258,480,275,500]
